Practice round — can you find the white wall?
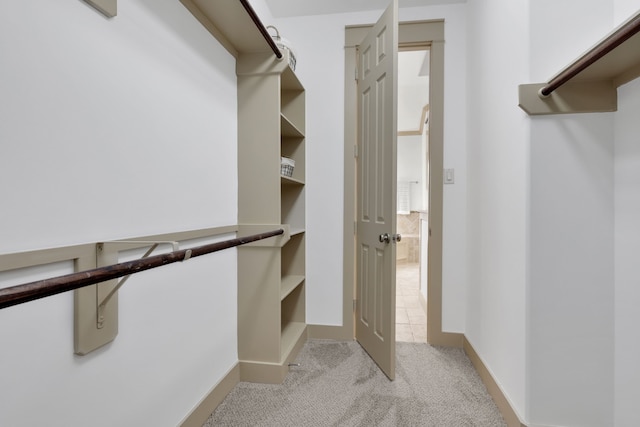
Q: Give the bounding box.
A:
[398,134,424,211]
[527,1,615,426]
[465,0,625,424]
[614,78,640,427]
[0,1,238,425]
[528,114,614,427]
[611,8,640,422]
[248,0,275,24]
[270,4,468,331]
[432,4,468,333]
[614,0,640,26]
[465,0,529,420]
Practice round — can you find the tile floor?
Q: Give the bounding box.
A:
[396,262,427,343]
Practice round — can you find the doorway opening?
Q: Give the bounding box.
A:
[395,47,430,343]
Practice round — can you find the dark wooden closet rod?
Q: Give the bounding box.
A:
[239,0,283,59]
[0,229,284,310]
[540,13,640,97]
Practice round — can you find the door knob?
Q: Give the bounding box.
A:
[379,233,402,244]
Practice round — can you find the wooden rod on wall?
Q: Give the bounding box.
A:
[239,0,283,59]
[539,13,640,97]
[0,229,284,310]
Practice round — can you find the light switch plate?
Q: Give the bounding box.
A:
[444,168,455,184]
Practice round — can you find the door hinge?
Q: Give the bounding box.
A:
[354,221,357,235]
[355,67,358,81]
[354,144,359,158]
[353,299,357,311]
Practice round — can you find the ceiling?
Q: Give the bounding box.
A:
[263,0,466,18]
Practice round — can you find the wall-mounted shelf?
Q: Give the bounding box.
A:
[281,275,305,300]
[281,176,305,186]
[282,116,305,138]
[180,0,281,59]
[519,10,640,115]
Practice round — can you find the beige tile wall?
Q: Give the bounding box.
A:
[396,212,421,263]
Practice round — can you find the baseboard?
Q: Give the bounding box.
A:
[239,360,288,384]
[239,326,307,384]
[309,321,463,349]
[428,329,464,348]
[178,363,240,427]
[463,337,528,427]
[307,324,353,340]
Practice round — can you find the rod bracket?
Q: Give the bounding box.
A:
[95,241,179,329]
[74,239,181,355]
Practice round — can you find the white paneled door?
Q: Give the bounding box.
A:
[355,0,398,380]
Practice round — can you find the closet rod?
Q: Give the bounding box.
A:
[539,13,640,97]
[0,229,284,310]
[239,0,283,59]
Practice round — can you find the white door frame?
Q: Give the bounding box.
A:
[342,20,463,347]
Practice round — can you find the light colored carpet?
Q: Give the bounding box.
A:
[204,340,506,427]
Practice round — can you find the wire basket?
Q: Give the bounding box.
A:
[281,157,295,178]
[266,26,297,71]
